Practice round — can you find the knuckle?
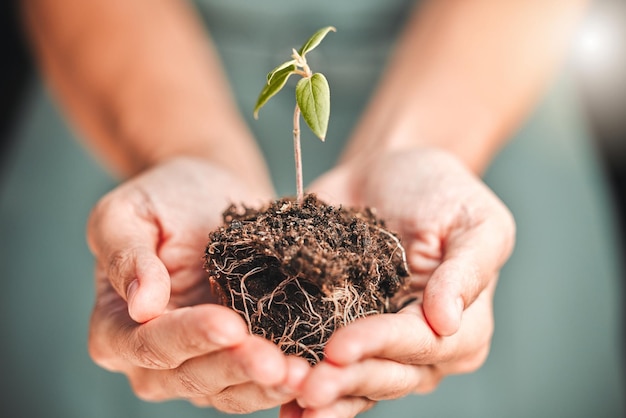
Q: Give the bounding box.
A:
[133,327,176,369]
[87,193,121,242]
[88,338,115,370]
[220,359,247,385]
[179,320,212,354]
[175,363,212,397]
[376,367,420,400]
[455,345,491,374]
[213,389,255,415]
[99,248,138,302]
[212,385,280,415]
[88,322,126,372]
[414,370,442,395]
[108,249,135,286]
[397,367,422,397]
[129,376,164,402]
[404,337,436,364]
[414,379,439,395]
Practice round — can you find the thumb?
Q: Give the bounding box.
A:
[107,246,171,323]
[87,194,171,323]
[423,215,514,336]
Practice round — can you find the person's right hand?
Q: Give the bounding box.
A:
[86,157,309,413]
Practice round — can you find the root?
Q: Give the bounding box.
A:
[374,225,409,275]
[204,194,410,364]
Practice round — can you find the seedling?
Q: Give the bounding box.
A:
[254,26,335,204]
[204,26,409,365]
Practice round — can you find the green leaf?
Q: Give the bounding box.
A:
[267,59,297,83]
[295,73,330,141]
[254,64,297,119]
[298,26,336,57]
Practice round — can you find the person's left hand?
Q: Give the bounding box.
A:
[281,148,515,418]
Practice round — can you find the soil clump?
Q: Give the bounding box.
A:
[204,194,409,364]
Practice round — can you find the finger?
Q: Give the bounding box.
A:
[186,353,310,414]
[190,378,299,414]
[298,359,428,408]
[301,397,376,418]
[423,207,514,336]
[113,246,171,323]
[323,311,436,365]
[213,355,311,416]
[89,303,248,371]
[141,379,288,413]
[87,191,170,322]
[189,368,305,412]
[324,292,493,366]
[404,231,443,286]
[129,335,289,403]
[273,355,312,395]
[211,381,291,414]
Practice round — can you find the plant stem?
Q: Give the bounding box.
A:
[293,104,304,205]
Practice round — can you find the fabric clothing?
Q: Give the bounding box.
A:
[194,0,413,195]
[0,1,624,417]
[0,0,34,167]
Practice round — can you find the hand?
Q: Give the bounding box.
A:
[86,157,309,413]
[289,148,515,417]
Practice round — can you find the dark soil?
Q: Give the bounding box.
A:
[203,194,409,364]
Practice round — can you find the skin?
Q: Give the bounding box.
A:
[24,0,292,411]
[288,149,513,417]
[86,157,312,412]
[284,0,587,415]
[22,0,272,187]
[22,0,587,416]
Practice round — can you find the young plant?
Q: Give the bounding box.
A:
[204,25,409,365]
[254,26,336,205]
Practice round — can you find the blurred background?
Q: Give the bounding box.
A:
[1,0,625,417]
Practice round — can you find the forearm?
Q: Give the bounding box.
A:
[23,0,272,192]
[341,0,588,174]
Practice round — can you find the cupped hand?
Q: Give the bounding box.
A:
[288,148,515,417]
[86,157,308,413]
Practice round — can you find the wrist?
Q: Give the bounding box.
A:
[339,98,502,176]
[146,155,275,203]
[116,120,275,197]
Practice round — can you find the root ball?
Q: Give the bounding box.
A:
[204,194,409,364]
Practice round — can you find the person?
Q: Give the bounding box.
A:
[17,0,600,417]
